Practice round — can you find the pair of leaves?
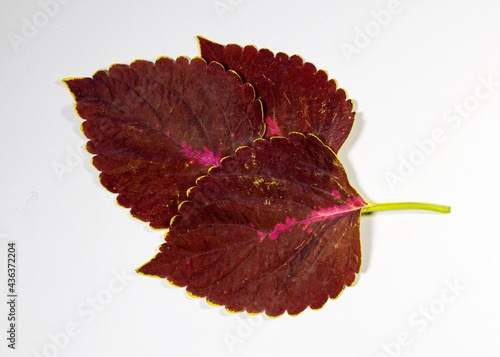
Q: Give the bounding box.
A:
[64,37,367,317]
[65,38,354,230]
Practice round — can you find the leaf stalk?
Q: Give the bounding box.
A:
[361,202,450,214]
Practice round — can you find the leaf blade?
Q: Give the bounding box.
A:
[64,57,264,229]
[198,36,356,153]
[138,133,367,316]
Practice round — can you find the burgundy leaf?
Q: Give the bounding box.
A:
[198,36,355,153]
[64,57,264,229]
[64,39,450,318]
[138,133,368,316]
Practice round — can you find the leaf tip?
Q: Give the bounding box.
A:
[135,253,165,279]
[196,35,210,46]
[135,262,157,278]
[61,77,84,100]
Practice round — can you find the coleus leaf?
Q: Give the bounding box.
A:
[64,57,264,229]
[138,131,449,316]
[198,36,355,153]
[65,38,450,317]
[138,133,367,317]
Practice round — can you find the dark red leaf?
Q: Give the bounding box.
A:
[64,57,264,229]
[138,133,368,316]
[198,36,355,153]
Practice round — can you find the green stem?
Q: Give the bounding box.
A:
[361,202,451,214]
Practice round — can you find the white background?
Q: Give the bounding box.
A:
[1,0,500,356]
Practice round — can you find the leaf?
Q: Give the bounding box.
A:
[138,133,368,317]
[65,38,450,317]
[198,36,355,153]
[64,57,264,229]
